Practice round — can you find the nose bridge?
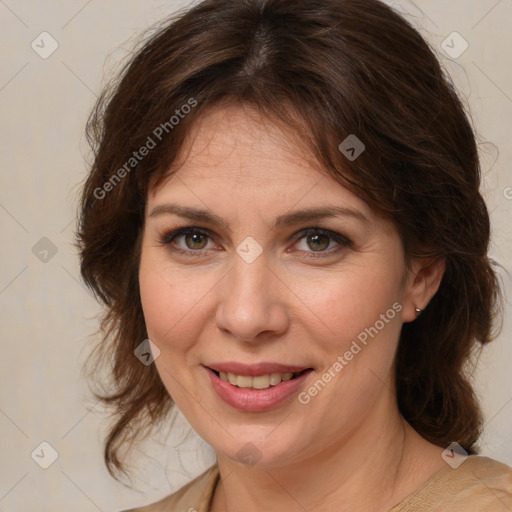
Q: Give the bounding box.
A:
[230,251,269,300]
[215,250,288,341]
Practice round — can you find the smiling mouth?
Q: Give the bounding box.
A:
[209,368,311,390]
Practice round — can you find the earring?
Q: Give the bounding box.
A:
[415,307,423,316]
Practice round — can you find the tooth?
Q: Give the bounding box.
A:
[219,371,299,388]
[236,375,253,388]
[269,373,282,386]
[252,374,270,389]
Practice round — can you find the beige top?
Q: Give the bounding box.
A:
[124,455,512,511]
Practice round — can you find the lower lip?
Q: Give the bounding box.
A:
[204,366,314,412]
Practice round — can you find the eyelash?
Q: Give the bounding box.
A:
[158,225,352,259]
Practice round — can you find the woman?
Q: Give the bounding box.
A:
[76,0,512,510]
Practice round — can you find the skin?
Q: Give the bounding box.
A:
[138,104,447,512]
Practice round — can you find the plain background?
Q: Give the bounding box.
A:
[0,1,511,511]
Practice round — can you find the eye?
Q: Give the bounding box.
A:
[290,228,352,258]
[159,227,216,257]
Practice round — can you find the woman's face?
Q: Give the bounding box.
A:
[139,105,419,468]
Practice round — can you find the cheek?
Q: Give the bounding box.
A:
[138,249,221,356]
[301,262,405,400]
[303,262,404,341]
[139,251,191,343]
[138,252,208,404]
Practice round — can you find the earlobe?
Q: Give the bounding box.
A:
[402,257,446,323]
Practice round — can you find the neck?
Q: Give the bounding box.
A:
[211,391,445,512]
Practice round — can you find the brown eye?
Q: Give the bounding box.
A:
[291,228,352,257]
[306,233,330,251]
[184,232,208,250]
[160,227,214,255]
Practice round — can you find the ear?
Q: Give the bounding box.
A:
[402,257,446,323]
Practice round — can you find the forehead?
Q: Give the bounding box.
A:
[152,105,319,187]
[147,104,374,221]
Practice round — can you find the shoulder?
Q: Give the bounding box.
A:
[120,463,220,512]
[391,455,512,511]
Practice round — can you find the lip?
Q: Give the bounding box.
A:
[203,365,314,412]
[205,361,312,376]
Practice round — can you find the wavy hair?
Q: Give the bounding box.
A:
[76,0,503,481]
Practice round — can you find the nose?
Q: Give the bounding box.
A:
[214,251,290,342]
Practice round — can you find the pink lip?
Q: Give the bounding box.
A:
[204,366,314,412]
[205,361,311,376]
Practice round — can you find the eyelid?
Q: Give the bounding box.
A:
[289,226,352,246]
[159,226,217,250]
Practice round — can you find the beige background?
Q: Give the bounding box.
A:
[0,1,511,511]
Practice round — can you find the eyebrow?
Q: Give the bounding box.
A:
[149,203,368,230]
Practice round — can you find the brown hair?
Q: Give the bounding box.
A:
[76,0,503,482]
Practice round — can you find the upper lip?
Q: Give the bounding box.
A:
[205,362,312,376]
